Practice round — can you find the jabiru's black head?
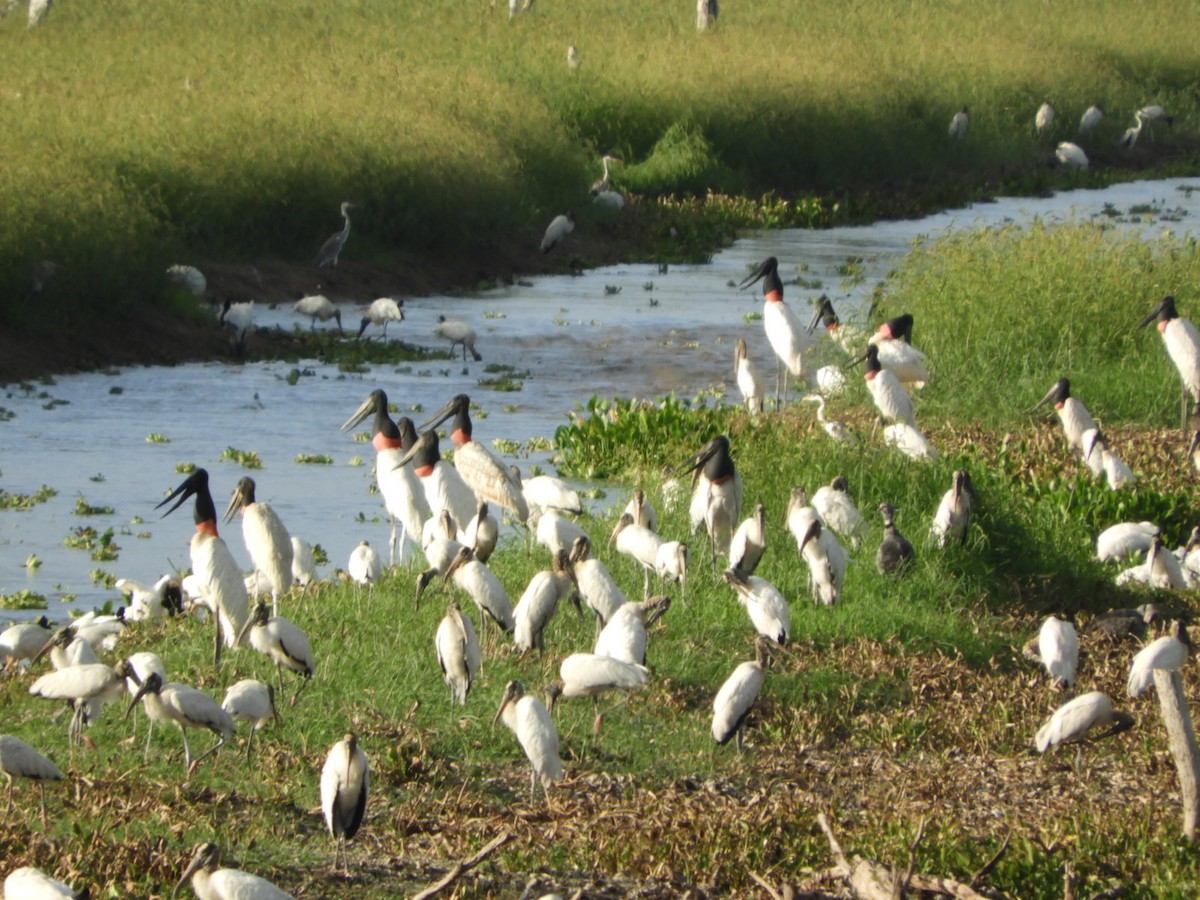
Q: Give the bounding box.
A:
[677,435,735,483]
[222,476,257,526]
[1032,377,1071,411]
[156,468,217,527]
[395,416,418,449]
[421,393,473,438]
[807,295,838,335]
[878,313,914,343]
[1139,295,1180,329]
[737,257,782,297]
[394,428,442,473]
[850,343,881,373]
[340,389,391,435]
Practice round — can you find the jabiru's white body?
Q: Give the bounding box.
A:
[435,602,480,705]
[176,842,295,900]
[569,536,629,629]
[733,337,765,415]
[513,552,577,653]
[738,256,812,404]
[321,734,369,873]
[811,477,867,550]
[494,680,562,799]
[859,344,915,426]
[712,638,771,750]
[723,569,789,645]
[1096,521,1159,562]
[681,436,742,564]
[1056,141,1088,169]
[786,489,847,606]
[1035,692,1133,753]
[3,867,82,899]
[1034,378,1096,452]
[1140,295,1200,404]
[1128,624,1190,697]
[444,546,515,632]
[883,422,937,460]
[1038,616,1078,690]
[728,503,767,575]
[225,477,293,616]
[348,541,382,585]
[868,315,930,389]
[593,596,670,666]
[930,470,974,548]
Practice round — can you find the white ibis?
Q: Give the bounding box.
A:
[930,470,974,548]
[157,469,249,665]
[737,256,812,406]
[883,422,937,460]
[237,601,315,704]
[1035,101,1056,134]
[1055,141,1088,169]
[1139,295,1200,428]
[356,297,404,340]
[224,476,293,617]
[679,435,742,566]
[463,501,499,564]
[515,466,582,516]
[177,842,295,899]
[594,595,670,666]
[1033,378,1096,452]
[569,535,630,632]
[127,673,235,776]
[733,337,765,414]
[321,732,369,874]
[0,734,62,829]
[1035,692,1134,753]
[712,636,771,751]
[876,503,915,575]
[609,512,664,600]
[293,295,344,335]
[622,488,658,532]
[420,394,529,524]
[811,476,867,550]
[435,601,481,705]
[443,545,515,634]
[540,212,575,253]
[1128,622,1190,697]
[513,549,580,654]
[0,615,51,668]
[348,540,382,585]
[1079,104,1104,136]
[801,394,853,443]
[854,343,915,429]
[494,680,562,801]
[291,537,318,588]
[1038,615,1079,690]
[342,390,431,566]
[433,315,483,362]
[728,502,767,575]
[1096,522,1160,562]
[117,574,183,621]
[787,488,847,606]
[30,660,138,744]
[221,679,278,761]
[948,106,969,140]
[315,201,354,270]
[3,867,86,899]
[545,653,649,735]
[722,568,789,644]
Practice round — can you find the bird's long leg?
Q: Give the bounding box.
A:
[388,515,398,569]
[642,567,650,601]
[594,693,636,736]
[4,776,12,815]
[213,615,223,667]
[38,782,48,831]
[245,725,256,763]
[290,675,311,708]
[735,723,745,755]
[187,734,225,777]
[143,716,157,763]
[1181,385,1189,433]
[773,358,782,411]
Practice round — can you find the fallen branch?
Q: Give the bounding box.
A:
[970,833,1010,888]
[410,831,512,900]
[1153,668,1200,841]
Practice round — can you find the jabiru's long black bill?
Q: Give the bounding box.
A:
[419,393,470,432]
[1139,295,1178,329]
[391,428,439,472]
[807,296,837,335]
[676,436,731,479]
[341,391,383,432]
[1031,378,1069,412]
[156,469,210,519]
[736,256,777,291]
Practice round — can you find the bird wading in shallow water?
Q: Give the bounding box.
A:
[738,256,812,407]
[315,201,354,271]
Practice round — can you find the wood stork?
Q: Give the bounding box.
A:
[737,256,812,406]
[532,507,588,556]
[540,212,575,253]
[416,511,466,601]
[3,867,85,899]
[567,44,580,70]
[811,476,867,550]
[1128,622,1190,697]
[315,201,354,270]
[435,601,481,705]
[321,732,369,874]
[222,679,278,762]
[219,299,256,349]
[291,537,317,588]
[0,616,52,668]
[118,574,183,621]
[1146,535,1188,590]
[609,511,664,600]
[177,842,295,900]
[1140,295,1200,427]
[348,540,382,586]
[1096,522,1160,562]
[1035,692,1134,753]
[1055,141,1088,169]
[1117,110,1149,149]
[515,466,582,516]
[569,535,630,633]
[433,315,483,361]
[729,503,767,575]
[463,501,499,563]
[594,595,670,666]
[948,106,969,140]
[733,337,765,414]
[622,488,658,532]
[513,549,580,654]
[223,477,293,617]
[655,539,688,597]
[127,673,235,776]
[342,390,431,565]
[0,734,62,829]
[696,0,718,30]
[167,263,207,297]
[293,295,344,335]
[34,625,99,673]
[1035,101,1056,134]
[545,653,649,735]
[801,394,853,443]
[121,651,166,759]
[1033,378,1096,452]
[238,601,315,704]
[712,636,772,751]
[854,343,916,429]
[593,181,625,211]
[71,608,127,652]
[30,660,138,744]
[444,545,515,634]
[494,680,562,801]
[1037,615,1079,690]
[930,470,974,548]
[787,488,847,606]
[883,422,937,460]
[1079,104,1104,137]
[722,568,789,645]
[421,394,529,524]
[356,297,404,340]
[157,468,249,665]
[679,435,742,566]
[876,503,915,575]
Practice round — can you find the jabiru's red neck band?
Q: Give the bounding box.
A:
[765,289,783,304]
[415,464,435,478]
[373,433,403,452]
[864,370,878,381]
[451,427,470,447]
[1159,320,1170,334]
[196,520,218,537]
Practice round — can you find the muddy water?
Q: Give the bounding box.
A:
[2,177,1198,623]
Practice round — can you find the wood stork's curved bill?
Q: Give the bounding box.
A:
[736,256,777,291]
[442,545,474,584]
[418,393,470,433]
[607,512,634,550]
[492,679,524,728]
[156,469,212,520]
[643,594,672,627]
[1138,294,1177,330]
[807,295,838,335]
[221,476,255,526]
[124,671,163,718]
[797,518,821,554]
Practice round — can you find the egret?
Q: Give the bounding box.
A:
[1035,101,1056,135]
[722,568,789,645]
[1079,104,1104,137]
[515,466,582,516]
[356,297,404,340]
[609,511,665,600]
[1036,615,1079,690]
[733,337,765,415]
[853,343,915,429]
[0,734,62,829]
[948,106,969,140]
[348,540,382,585]
[167,263,207,297]
[433,315,483,362]
[444,545,515,634]
[219,299,255,349]
[811,476,867,550]
[590,155,625,210]
[594,595,670,666]
[293,295,344,335]
[342,389,430,565]
[622,488,658,532]
[1033,378,1096,452]
[127,673,235,776]
[157,468,249,665]
[0,615,52,668]
[728,503,767,575]
[1128,621,1190,697]
[421,394,530,524]
[801,394,852,443]
[569,535,630,633]
[494,680,562,801]
[223,477,293,617]
[545,653,650,735]
[566,44,580,70]
[237,601,315,704]
[541,212,575,253]
[291,537,318,588]
[787,488,847,606]
[1117,110,1148,149]
[117,574,183,621]
[462,500,498,563]
[30,660,138,744]
[679,435,742,566]
[883,421,937,460]
[315,201,354,270]
[513,549,580,654]
[1139,295,1200,427]
[1035,692,1134,753]
[712,636,772,751]
[221,679,278,761]
[876,503,915,575]
[321,732,369,873]
[737,256,812,406]
[435,601,481,705]
[930,470,974,548]
[177,843,295,900]
[3,867,85,899]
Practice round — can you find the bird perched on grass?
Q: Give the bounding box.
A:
[1128,621,1190,697]
[1035,101,1056,135]
[321,733,369,874]
[1037,614,1079,691]
[1079,104,1104,137]
[177,842,295,899]
[494,680,562,802]
[948,106,969,140]
[1035,691,1133,753]
[712,635,771,752]
[930,470,974,547]
[876,503,914,575]
[0,734,62,829]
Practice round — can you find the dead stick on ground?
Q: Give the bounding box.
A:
[1154,668,1200,841]
[970,833,1010,888]
[750,870,784,900]
[410,831,513,900]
